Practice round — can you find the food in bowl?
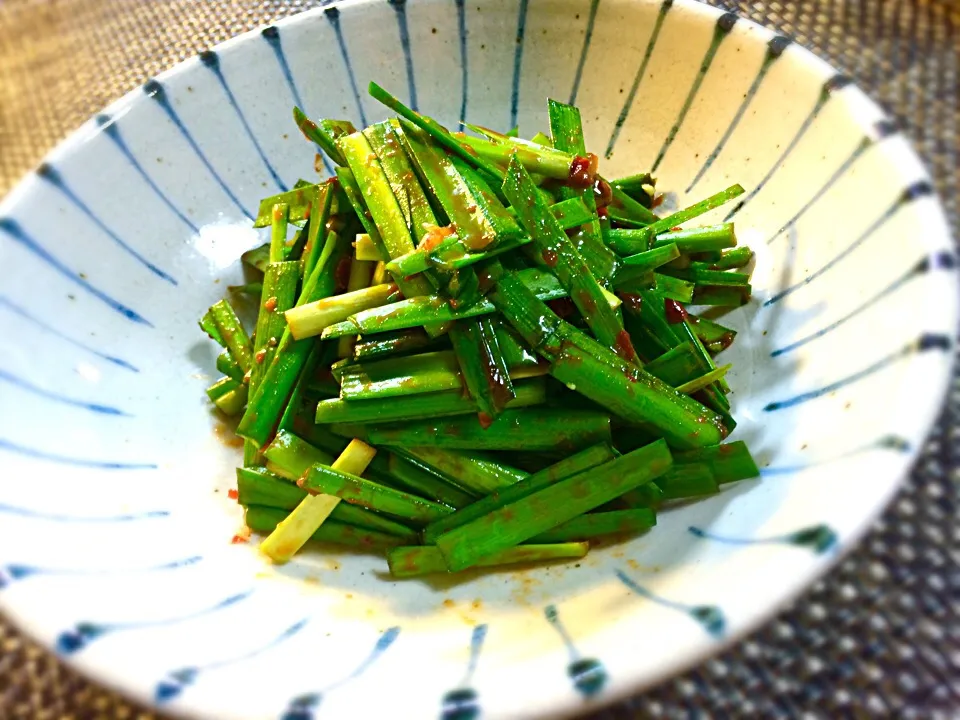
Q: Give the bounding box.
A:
[201,81,760,575]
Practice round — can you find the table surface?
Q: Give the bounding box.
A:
[0,0,958,717]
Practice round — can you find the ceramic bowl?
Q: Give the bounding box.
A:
[0,0,954,717]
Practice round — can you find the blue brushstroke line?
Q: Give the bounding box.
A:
[199,52,287,191]
[765,181,933,306]
[0,437,157,470]
[759,434,912,476]
[281,626,401,720]
[725,75,852,221]
[0,369,128,416]
[689,524,838,554]
[650,12,738,173]
[57,589,252,654]
[686,35,792,194]
[261,26,335,177]
[605,0,673,159]
[614,569,726,637]
[765,118,897,245]
[0,218,152,326]
[764,334,950,412]
[324,8,368,127]
[569,0,600,105]
[95,115,200,234]
[544,605,608,697]
[34,164,176,285]
[0,555,202,591]
[455,0,468,126]
[439,625,488,720]
[142,79,252,220]
[770,255,936,357]
[509,0,530,131]
[156,617,309,704]
[0,503,168,522]
[465,623,487,681]
[388,0,418,112]
[0,295,138,372]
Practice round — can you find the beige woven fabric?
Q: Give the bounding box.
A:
[0,1,957,717]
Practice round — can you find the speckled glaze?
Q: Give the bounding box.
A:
[0,0,955,718]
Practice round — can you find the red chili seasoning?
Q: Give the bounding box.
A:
[230,534,249,544]
[542,248,559,267]
[618,292,643,314]
[664,298,688,324]
[613,330,638,362]
[593,177,613,208]
[421,224,455,252]
[670,226,682,232]
[477,412,494,430]
[264,296,278,312]
[254,349,267,364]
[227,488,239,501]
[652,194,665,208]
[597,206,609,218]
[567,154,596,188]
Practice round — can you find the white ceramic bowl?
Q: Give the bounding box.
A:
[0,0,955,717]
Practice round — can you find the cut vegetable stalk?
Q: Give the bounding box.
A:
[387,543,589,577]
[247,506,403,552]
[285,283,399,340]
[530,508,656,542]
[435,440,672,572]
[208,299,253,372]
[449,317,516,422]
[269,203,290,262]
[260,438,378,563]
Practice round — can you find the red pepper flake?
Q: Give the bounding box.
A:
[593,177,613,208]
[664,298,688,324]
[669,226,683,233]
[230,534,249,544]
[613,329,638,363]
[652,194,665,208]
[618,292,643,314]
[477,412,494,429]
[420,224,455,252]
[264,296,278,312]
[567,153,598,188]
[255,349,267,364]
[542,248,559,267]
[302,201,311,220]
[597,206,609,218]
[227,488,239,500]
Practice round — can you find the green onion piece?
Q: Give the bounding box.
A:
[338,350,463,400]
[386,454,477,508]
[387,543,588,577]
[349,409,611,452]
[398,446,530,496]
[246,506,403,552]
[228,282,263,298]
[674,441,760,483]
[206,377,247,416]
[254,184,320,228]
[209,299,253,372]
[199,310,226,346]
[606,184,657,227]
[241,243,271,273]
[455,133,576,180]
[655,273,695,302]
[354,234,387,262]
[269,203,290,262]
[314,378,546,424]
[352,328,437,360]
[435,440,672,572]
[709,246,754,270]
[692,285,752,306]
[653,223,736,253]
[217,352,244,383]
[530,508,656,542]
[636,184,745,244]
[421,442,616,543]
[620,243,680,270]
[237,466,307,510]
[656,463,718,500]
[292,107,353,167]
[675,364,731,394]
[449,317,516,421]
[299,464,454,523]
[336,167,388,259]
[285,283,399,340]
[250,261,299,390]
[502,155,636,363]
[260,438,378,563]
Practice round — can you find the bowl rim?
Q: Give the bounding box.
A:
[0,0,956,717]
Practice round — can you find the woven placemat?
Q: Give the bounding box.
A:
[0,0,957,717]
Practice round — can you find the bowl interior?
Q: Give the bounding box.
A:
[0,0,955,717]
